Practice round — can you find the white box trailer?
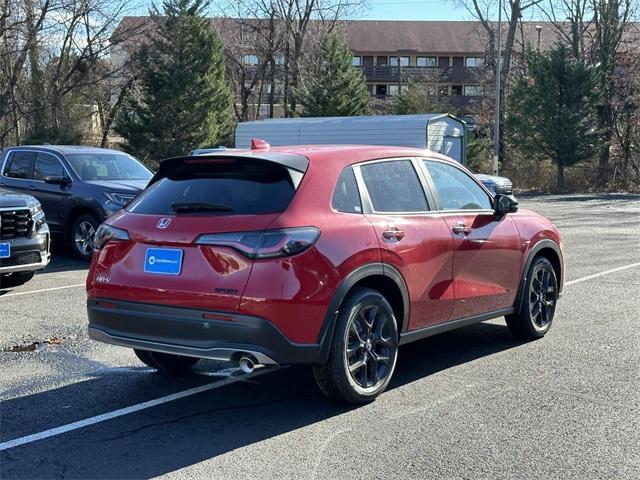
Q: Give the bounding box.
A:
[235,114,468,165]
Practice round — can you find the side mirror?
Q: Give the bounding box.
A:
[494,194,518,215]
[44,175,71,186]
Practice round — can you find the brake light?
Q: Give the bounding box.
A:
[196,227,320,259]
[94,224,130,250]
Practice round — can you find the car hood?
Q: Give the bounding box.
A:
[82,179,149,192]
[0,188,38,208]
[474,174,511,185]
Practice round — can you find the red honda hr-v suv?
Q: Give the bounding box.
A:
[87,143,564,403]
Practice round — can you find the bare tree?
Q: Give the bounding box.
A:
[220,0,362,118]
[591,0,634,184]
[220,2,287,121]
[0,0,141,146]
[540,0,593,58]
[459,0,544,78]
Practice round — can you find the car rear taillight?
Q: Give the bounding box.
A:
[94,224,130,250]
[195,227,320,259]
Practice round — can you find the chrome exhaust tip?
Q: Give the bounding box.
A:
[239,355,257,374]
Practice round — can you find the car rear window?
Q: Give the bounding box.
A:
[127,158,298,216]
[360,160,429,213]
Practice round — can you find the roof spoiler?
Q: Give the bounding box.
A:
[149,151,309,186]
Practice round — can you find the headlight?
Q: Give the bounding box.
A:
[28,201,42,215]
[94,224,130,250]
[28,202,46,231]
[104,192,136,207]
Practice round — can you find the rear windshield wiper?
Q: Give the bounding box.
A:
[170,202,234,213]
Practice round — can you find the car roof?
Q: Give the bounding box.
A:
[3,145,127,155]
[271,144,454,165]
[176,144,456,171]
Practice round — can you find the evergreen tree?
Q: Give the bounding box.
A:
[506,44,598,189]
[298,33,369,117]
[115,0,233,162]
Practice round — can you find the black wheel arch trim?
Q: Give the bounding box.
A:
[514,239,563,315]
[316,262,410,363]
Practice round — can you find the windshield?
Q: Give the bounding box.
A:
[66,153,152,181]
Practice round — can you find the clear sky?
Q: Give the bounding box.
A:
[130,1,478,21]
[363,0,471,21]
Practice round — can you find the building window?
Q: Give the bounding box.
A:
[376,56,388,67]
[389,56,410,67]
[439,85,449,96]
[463,85,484,96]
[439,56,451,67]
[465,57,484,68]
[388,84,399,96]
[274,54,285,65]
[416,56,437,67]
[375,84,387,97]
[426,84,436,96]
[243,54,259,66]
[451,85,463,96]
[352,56,362,67]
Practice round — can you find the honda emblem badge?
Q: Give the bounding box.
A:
[157,218,172,229]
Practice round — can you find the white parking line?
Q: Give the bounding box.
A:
[0,368,272,451]
[565,261,640,287]
[1,261,639,452]
[2,284,85,298]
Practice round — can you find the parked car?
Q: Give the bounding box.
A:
[86,143,564,404]
[0,146,153,260]
[474,173,513,195]
[0,189,50,289]
[235,114,514,194]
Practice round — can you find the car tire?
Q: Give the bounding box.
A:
[506,257,558,340]
[313,288,399,404]
[0,271,35,289]
[71,213,100,261]
[134,349,200,375]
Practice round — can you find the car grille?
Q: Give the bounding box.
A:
[0,209,32,239]
[0,250,41,267]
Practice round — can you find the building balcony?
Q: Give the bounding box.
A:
[357,65,483,83]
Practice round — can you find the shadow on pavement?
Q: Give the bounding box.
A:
[43,245,89,274]
[0,321,523,479]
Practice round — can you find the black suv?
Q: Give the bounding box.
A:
[0,189,50,289]
[0,146,152,260]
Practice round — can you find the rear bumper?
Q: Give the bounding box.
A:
[87,298,323,365]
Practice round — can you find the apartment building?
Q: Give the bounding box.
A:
[113,18,562,116]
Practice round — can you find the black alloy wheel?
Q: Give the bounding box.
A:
[313,288,399,403]
[346,303,396,389]
[529,262,557,330]
[506,256,558,340]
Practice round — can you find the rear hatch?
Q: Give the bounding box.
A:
[90,154,307,311]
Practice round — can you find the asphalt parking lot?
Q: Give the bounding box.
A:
[1,193,639,479]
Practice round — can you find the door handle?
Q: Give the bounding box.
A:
[452,223,472,235]
[382,228,405,241]
[28,185,36,190]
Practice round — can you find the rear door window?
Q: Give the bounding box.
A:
[3,151,36,179]
[34,153,65,180]
[332,167,362,213]
[360,160,428,213]
[127,158,298,215]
